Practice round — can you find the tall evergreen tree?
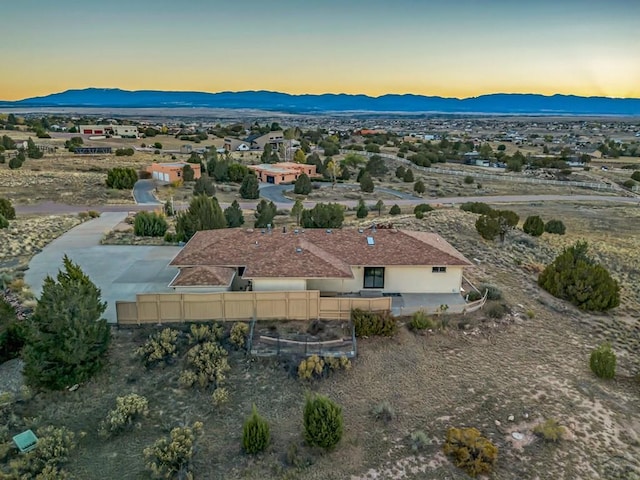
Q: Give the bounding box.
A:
[239,174,260,199]
[176,195,226,241]
[224,200,245,227]
[22,256,111,390]
[254,200,277,228]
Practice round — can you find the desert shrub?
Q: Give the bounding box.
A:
[389,204,402,215]
[0,214,8,229]
[415,210,424,220]
[479,284,502,301]
[413,203,433,215]
[409,430,431,452]
[0,198,16,220]
[623,179,635,189]
[8,426,76,479]
[590,343,616,379]
[351,309,397,337]
[464,175,474,184]
[115,147,135,156]
[631,171,640,181]
[8,155,24,169]
[324,355,351,372]
[409,310,434,331]
[179,341,230,390]
[135,328,180,368]
[164,232,177,243]
[229,322,249,350]
[100,393,149,436]
[144,422,203,480]
[544,219,566,235]
[443,427,498,477]
[539,241,620,311]
[0,298,30,363]
[475,214,499,240]
[211,387,229,407]
[88,210,101,218]
[371,400,395,423]
[523,215,545,236]
[134,211,168,237]
[242,405,270,454]
[187,323,223,345]
[298,354,325,380]
[466,290,482,302]
[303,394,343,450]
[461,202,493,215]
[533,418,565,442]
[78,211,90,221]
[485,302,508,319]
[106,167,137,189]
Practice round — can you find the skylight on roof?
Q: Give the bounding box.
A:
[366,236,375,246]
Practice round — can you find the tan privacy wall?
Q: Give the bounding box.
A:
[116,291,392,325]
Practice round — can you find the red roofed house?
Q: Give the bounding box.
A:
[168,227,472,308]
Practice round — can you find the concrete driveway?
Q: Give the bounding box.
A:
[24,212,180,323]
[133,179,162,204]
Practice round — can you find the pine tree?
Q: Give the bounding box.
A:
[224,200,245,227]
[242,405,270,454]
[239,174,259,199]
[303,394,343,450]
[176,195,226,242]
[254,200,277,228]
[356,199,368,218]
[22,256,111,390]
[291,200,304,226]
[294,173,312,195]
[359,172,374,193]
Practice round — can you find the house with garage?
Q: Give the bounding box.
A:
[223,131,285,152]
[168,226,473,310]
[148,162,202,183]
[248,162,318,184]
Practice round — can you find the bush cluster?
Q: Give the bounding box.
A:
[297,354,351,380]
[134,211,168,237]
[100,393,149,436]
[106,167,138,189]
[590,342,616,379]
[242,405,270,454]
[115,147,135,156]
[179,341,230,390]
[135,328,180,368]
[229,322,249,350]
[7,426,76,479]
[460,202,493,215]
[443,427,498,477]
[351,308,397,337]
[538,241,620,311]
[187,323,223,345]
[144,422,203,480]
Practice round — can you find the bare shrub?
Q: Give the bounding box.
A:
[144,422,203,479]
[100,393,149,436]
[371,400,395,424]
[443,427,498,477]
[135,328,180,368]
[533,418,565,442]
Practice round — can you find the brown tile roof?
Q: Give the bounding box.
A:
[169,266,235,287]
[170,227,471,281]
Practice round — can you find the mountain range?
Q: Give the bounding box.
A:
[1,88,640,115]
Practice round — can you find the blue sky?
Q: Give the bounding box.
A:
[2,0,639,99]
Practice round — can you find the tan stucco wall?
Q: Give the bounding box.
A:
[252,278,307,291]
[307,266,463,294]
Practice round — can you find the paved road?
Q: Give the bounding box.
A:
[133,179,162,204]
[24,212,180,323]
[15,193,640,216]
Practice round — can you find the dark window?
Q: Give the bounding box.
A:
[432,266,446,273]
[363,267,384,288]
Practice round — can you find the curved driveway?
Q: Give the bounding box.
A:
[133,179,162,204]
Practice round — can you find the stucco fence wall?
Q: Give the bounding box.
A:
[116,291,392,325]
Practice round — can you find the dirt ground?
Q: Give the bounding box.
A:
[1,202,638,479]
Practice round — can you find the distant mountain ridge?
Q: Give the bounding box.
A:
[2,88,640,115]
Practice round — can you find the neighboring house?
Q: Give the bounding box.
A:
[248,162,318,184]
[148,162,202,183]
[168,227,472,295]
[78,125,139,138]
[223,131,285,152]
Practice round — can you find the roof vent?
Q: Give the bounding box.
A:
[358,228,364,234]
[366,236,375,246]
[295,247,303,253]
[326,229,332,234]
[261,229,266,234]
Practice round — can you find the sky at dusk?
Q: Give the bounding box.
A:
[1,0,639,100]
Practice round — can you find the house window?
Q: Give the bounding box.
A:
[432,266,447,273]
[363,267,384,289]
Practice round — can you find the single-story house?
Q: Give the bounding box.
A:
[224,131,285,152]
[168,226,472,296]
[248,162,318,184]
[223,138,251,151]
[78,125,139,138]
[148,162,202,183]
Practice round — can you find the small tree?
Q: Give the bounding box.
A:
[545,219,566,235]
[359,171,374,193]
[301,203,344,228]
[403,168,414,182]
[389,204,401,215]
[414,180,426,194]
[395,165,406,179]
[9,154,24,170]
[374,199,384,216]
[293,149,306,163]
[356,199,368,219]
[303,394,343,450]
[590,343,616,379]
[294,173,312,195]
[134,211,168,237]
[224,200,244,227]
[22,256,111,389]
[239,174,259,199]
[182,164,195,182]
[242,405,270,454]
[475,215,500,241]
[523,215,544,236]
[325,159,340,188]
[176,195,226,242]
[0,198,16,220]
[193,176,215,196]
[254,199,277,228]
[291,199,304,226]
[366,154,387,175]
[106,167,138,189]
